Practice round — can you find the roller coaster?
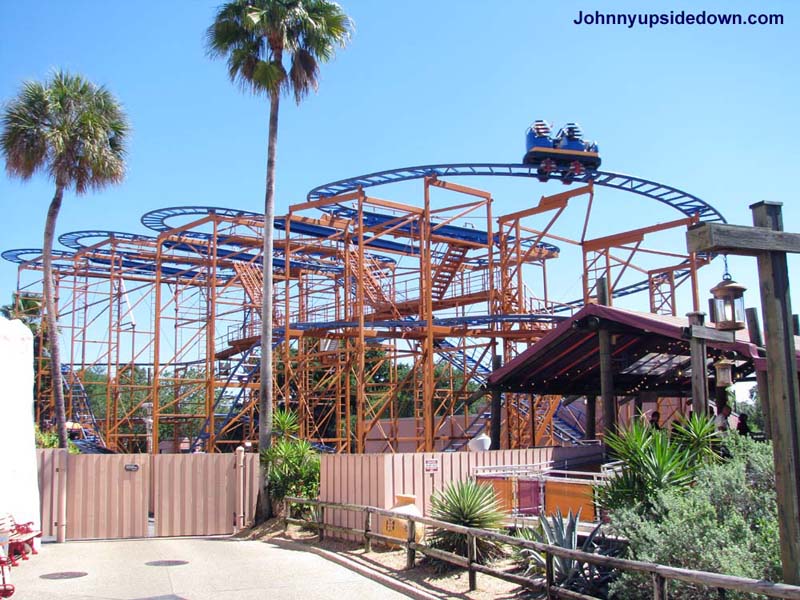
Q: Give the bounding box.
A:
[3,156,724,454]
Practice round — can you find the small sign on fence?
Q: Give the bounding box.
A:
[424,458,439,474]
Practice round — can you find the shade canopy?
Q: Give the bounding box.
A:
[487,304,785,396]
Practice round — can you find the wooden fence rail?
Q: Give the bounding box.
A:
[284,496,800,600]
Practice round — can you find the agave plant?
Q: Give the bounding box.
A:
[516,510,619,598]
[428,480,506,567]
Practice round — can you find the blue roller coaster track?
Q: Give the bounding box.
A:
[307,163,726,224]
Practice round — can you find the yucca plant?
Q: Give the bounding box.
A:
[273,407,299,439]
[516,510,619,598]
[671,412,721,464]
[260,438,320,503]
[597,420,696,511]
[428,480,506,567]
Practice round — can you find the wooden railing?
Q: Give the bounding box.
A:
[284,496,800,600]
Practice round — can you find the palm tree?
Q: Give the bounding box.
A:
[206,2,351,473]
[1,71,128,448]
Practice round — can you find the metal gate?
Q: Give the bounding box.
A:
[37,448,259,541]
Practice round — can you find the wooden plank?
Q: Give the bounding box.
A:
[685,324,736,343]
[686,222,800,255]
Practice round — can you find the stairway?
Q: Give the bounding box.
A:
[234,262,263,307]
[345,250,401,318]
[60,365,105,447]
[431,245,468,300]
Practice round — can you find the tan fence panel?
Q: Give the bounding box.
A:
[319,446,604,519]
[154,453,235,537]
[36,449,67,540]
[66,453,150,540]
[241,452,261,529]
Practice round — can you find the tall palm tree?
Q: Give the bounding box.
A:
[206,1,352,469]
[1,71,129,448]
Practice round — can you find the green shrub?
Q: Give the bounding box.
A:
[516,510,620,598]
[428,480,506,569]
[596,420,697,512]
[34,424,79,454]
[260,438,320,503]
[608,436,781,599]
[273,407,299,439]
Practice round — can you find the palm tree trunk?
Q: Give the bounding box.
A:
[42,184,67,447]
[257,87,281,521]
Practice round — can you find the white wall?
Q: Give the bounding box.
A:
[0,318,40,537]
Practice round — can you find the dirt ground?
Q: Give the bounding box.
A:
[237,519,533,599]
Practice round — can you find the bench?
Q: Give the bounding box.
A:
[0,554,13,598]
[0,513,41,568]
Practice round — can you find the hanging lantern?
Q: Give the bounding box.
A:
[710,274,746,331]
[714,358,734,387]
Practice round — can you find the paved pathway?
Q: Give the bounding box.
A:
[8,537,411,599]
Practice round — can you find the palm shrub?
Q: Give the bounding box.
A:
[671,412,721,463]
[273,407,299,439]
[596,420,697,511]
[516,510,620,598]
[260,438,320,507]
[428,480,506,568]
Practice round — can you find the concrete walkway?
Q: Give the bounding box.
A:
[8,537,412,599]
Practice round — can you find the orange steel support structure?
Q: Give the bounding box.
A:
[8,176,705,454]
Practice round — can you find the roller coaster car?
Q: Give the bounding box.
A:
[523,120,601,183]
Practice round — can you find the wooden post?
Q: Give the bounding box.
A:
[363,508,371,552]
[317,504,325,541]
[467,533,477,591]
[751,201,800,585]
[652,573,668,599]
[283,499,289,533]
[745,307,772,439]
[545,552,554,599]
[687,311,709,414]
[686,203,800,584]
[490,355,502,450]
[586,396,596,440]
[405,518,416,569]
[597,278,616,436]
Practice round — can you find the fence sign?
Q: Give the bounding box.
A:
[424,458,440,474]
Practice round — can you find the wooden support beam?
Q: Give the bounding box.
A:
[597,278,616,436]
[687,311,709,414]
[490,356,502,450]
[686,222,800,255]
[750,201,800,585]
[745,307,772,440]
[687,201,800,584]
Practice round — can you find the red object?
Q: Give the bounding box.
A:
[0,555,14,598]
[0,514,41,568]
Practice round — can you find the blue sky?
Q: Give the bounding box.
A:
[1,0,798,318]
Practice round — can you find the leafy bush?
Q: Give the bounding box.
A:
[516,510,621,598]
[608,436,781,599]
[273,407,299,439]
[596,420,697,511]
[260,438,320,503]
[34,424,79,454]
[428,480,506,568]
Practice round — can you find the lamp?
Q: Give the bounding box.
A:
[714,358,734,387]
[710,260,746,331]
